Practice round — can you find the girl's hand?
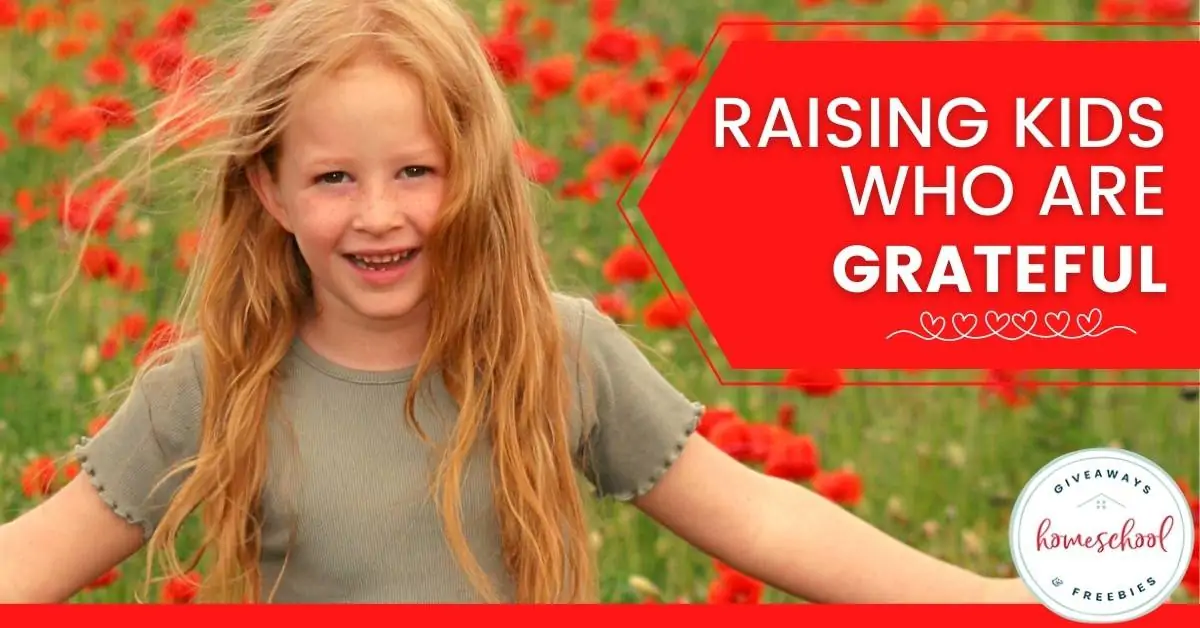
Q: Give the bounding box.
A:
[984,578,1039,604]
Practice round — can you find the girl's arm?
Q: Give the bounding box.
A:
[1,338,206,602]
[0,475,146,603]
[634,433,1033,604]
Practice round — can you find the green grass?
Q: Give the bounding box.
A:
[1,0,1197,605]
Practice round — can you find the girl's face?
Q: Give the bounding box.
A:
[252,57,446,335]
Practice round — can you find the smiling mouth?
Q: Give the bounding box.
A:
[344,248,420,271]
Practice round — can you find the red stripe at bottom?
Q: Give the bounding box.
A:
[0,603,1196,625]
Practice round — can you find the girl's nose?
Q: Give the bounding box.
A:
[352,184,405,234]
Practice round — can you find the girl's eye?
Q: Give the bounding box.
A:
[316,171,350,185]
[399,166,432,179]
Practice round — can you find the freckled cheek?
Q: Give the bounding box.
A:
[409,183,446,234]
[288,194,355,253]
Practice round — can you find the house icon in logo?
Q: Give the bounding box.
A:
[1076,493,1126,511]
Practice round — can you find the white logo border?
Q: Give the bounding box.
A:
[1009,447,1195,624]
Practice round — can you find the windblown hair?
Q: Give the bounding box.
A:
[75,0,595,604]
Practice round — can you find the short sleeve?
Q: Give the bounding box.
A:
[564,295,703,502]
[73,340,204,540]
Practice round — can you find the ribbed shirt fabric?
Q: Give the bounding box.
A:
[74,293,702,602]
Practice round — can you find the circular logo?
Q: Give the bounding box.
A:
[1010,448,1194,624]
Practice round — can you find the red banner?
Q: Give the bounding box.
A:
[0,603,1196,624]
[633,38,1200,372]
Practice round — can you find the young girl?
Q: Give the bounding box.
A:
[0,0,1035,605]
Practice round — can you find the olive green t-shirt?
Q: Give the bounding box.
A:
[73,293,702,602]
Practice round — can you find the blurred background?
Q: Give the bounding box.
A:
[0,0,1197,605]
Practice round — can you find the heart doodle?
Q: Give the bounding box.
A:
[951,313,978,338]
[1076,308,1102,336]
[919,311,946,338]
[1044,311,1070,336]
[984,311,1011,337]
[1012,310,1037,336]
[895,309,1127,343]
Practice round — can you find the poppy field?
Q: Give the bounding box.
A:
[1,0,1198,605]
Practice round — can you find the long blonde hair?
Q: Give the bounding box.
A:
[78,0,594,604]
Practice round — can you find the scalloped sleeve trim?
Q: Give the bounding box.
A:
[600,401,705,503]
[73,436,156,541]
